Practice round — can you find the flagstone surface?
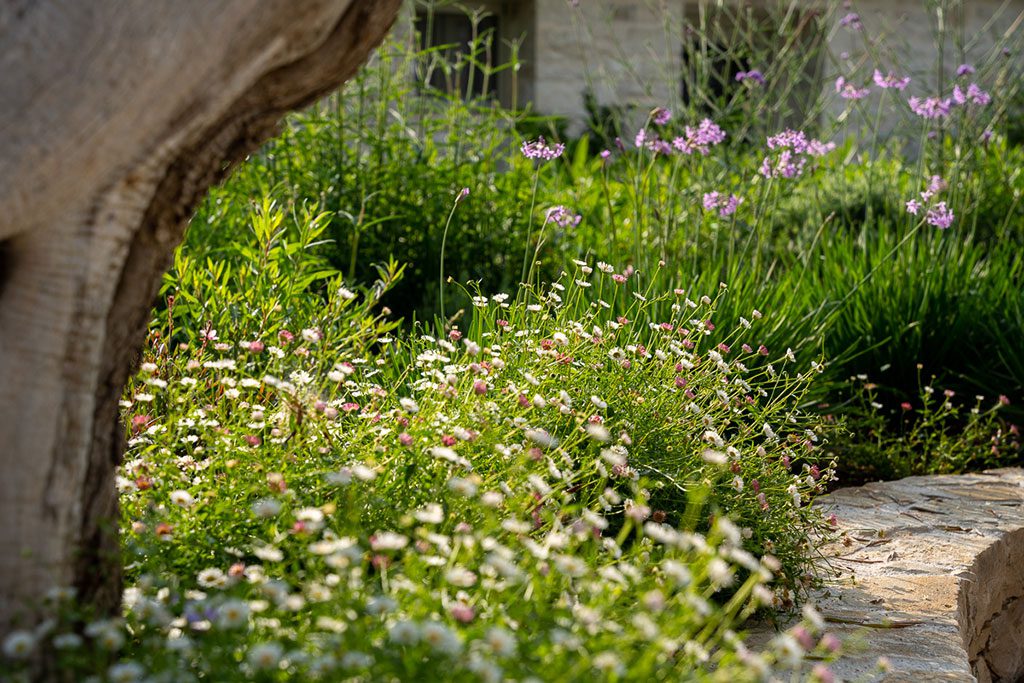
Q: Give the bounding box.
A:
[756,468,1024,681]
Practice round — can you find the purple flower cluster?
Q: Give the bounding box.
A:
[908,96,953,119]
[839,12,862,30]
[635,118,726,157]
[909,96,954,119]
[735,70,765,86]
[702,192,743,217]
[651,107,672,126]
[905,176,955,228]
[766,130,834,156]
[835,76,870,100]
[953,83,991,106]
[908,82,990,119]
[521,137,565,161]
[635,128,672,155]
[545,205,582,228]
[926,175,947,196]
[926,202,955,229]
[872,70,911,91]
[759,130,835,179]
[672,119,727,155]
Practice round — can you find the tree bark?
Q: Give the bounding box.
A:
[0,0,400,637]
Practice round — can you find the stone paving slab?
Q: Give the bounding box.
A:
[754,468,1024,682]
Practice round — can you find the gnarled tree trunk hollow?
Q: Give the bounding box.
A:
[0,0,401,645]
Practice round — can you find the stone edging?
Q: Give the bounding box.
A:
[805,468,1024,681]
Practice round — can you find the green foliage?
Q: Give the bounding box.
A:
[833,373,1019,481]
[188,24,547,323]
[4,223,842,680]
[164,199,356,347]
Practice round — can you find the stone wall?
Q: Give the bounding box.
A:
[531,0,684,130]
[746,468,1024,681]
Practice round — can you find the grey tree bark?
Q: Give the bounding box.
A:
[0,0,400,637]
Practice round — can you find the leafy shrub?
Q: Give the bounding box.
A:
[187,20,546,323]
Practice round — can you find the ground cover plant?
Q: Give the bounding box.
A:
[3,222,845,680]
[4,0,1023,679]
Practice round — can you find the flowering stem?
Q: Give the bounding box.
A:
[600,162,617,247]
[525,222,547,290]
[438,195,463,324]
[520,168,542,288]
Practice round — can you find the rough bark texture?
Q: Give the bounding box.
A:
[0,0,400,636]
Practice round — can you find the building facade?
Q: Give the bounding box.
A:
[401,0,1024,133]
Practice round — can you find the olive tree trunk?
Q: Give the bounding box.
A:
[0,0,400,636]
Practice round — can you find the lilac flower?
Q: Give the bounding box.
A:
[839,12,862,29]
[673,119,726,155]
[735,70,765,86]
[635,128,672,155]
[545,205,582,228]
[766,130,835,156]
[703,192,743,217]
[600,149,611,161]
[652,107,672,126]
[925,202,954,229]
[456,187,470,202]
[952,83,990,107]
[872,70,910,90]
[759,155,778,178]
[905,199,920,215]
[908,96,953,119]
[760,130,834,179]
[761,150,805,178]
[805,140,836,157]
[693,119,726,147]
[767,129,808,151]
[835,76,870,100]
[966,83,991,106]
[521,137,565,161]
[956,63,975,77]
[650,139,673,155]
[915,175,946,205]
